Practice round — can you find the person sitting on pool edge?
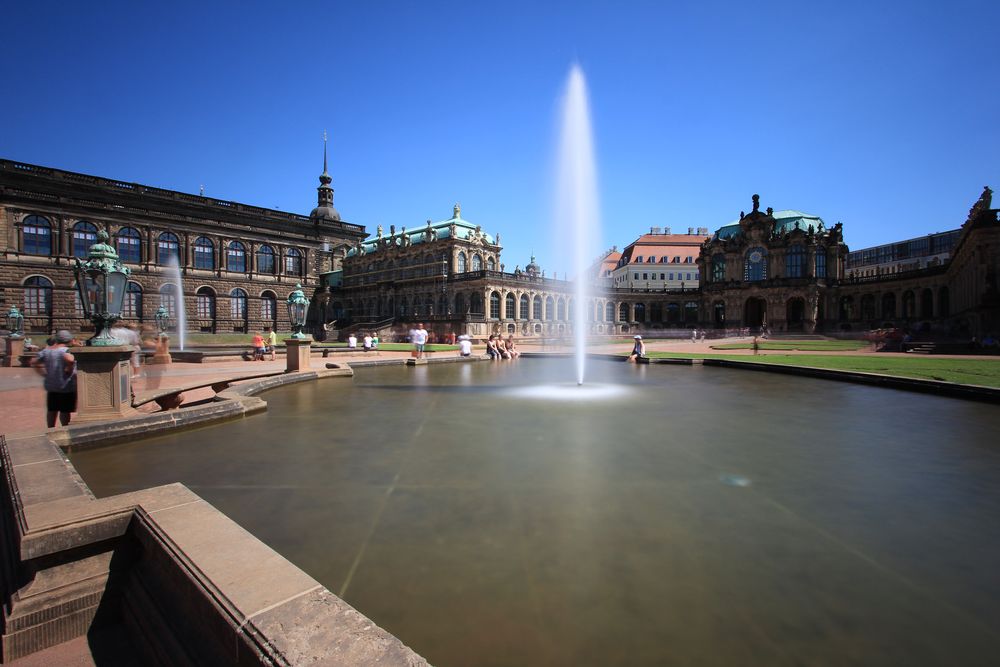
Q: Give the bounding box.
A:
[627,335,645,362]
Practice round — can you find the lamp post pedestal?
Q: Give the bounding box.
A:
[71,346,138,423]
[151,334,173,364]
[4,337,24,368]
[284,337,312,373]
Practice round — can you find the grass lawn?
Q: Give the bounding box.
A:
[643,351,1000,387]
[711,340,870,351]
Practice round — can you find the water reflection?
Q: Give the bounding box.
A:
[69,359,1000,667]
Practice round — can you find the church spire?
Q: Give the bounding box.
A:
[311,131,341,222]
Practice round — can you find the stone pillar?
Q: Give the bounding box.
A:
[284,337,312,373]
[71,346,138,423]
[4,337,24,368]
[151,335,172,364]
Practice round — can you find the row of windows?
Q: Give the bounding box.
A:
[455,251,496,273]
[17,275,280,321]
[710,246,828,283]
[632,255,693,264]
[846,230,959,268]
[630,272,698,282]
[20,216,303,275]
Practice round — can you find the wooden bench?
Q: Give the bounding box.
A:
[132,371,284,411]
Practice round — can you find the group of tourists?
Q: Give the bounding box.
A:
[250,329,278,361]
[486,334,519,360]
[347,332,380,352]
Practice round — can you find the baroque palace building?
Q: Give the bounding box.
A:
[0,153,366,336]
[2,151,997,341]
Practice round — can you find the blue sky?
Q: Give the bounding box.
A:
[3,1,998,276]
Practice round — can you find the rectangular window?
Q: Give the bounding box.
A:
[642,273,648,280]
[24,288,50,316]
[633,273,638,280]
[261,298,274,321]
[660,273,665,280]
[196,295,214,319]
[815,251,827,278]
[157,240,179,265]
[669,273,674,281]
[24,223,51,256]
[231,296,246,319]
[117,236,141,263]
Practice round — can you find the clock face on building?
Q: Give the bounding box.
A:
[749,250,763,263]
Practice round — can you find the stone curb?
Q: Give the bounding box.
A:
[702,358,1000,403]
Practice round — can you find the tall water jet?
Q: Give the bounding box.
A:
[165,255,186,351]
[556,64,600,385]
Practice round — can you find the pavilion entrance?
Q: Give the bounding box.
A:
[744,297,767,328]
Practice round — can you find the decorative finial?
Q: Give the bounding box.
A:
[199,184,204,196]
[453,202,461,219]
[752,194,760,212]
[323,130,328,173]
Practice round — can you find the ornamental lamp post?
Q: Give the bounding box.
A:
[5,305,24,338]
[286,283,310,339]
[154,305,170,337]
[73,230,130,346]
[3,305,25,367]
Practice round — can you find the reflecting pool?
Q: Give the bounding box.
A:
[69,359,1000,666]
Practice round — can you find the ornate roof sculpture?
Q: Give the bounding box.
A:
[346,203,499,257]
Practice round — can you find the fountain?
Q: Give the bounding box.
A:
[556,64,600,385]
[165,255,186,350]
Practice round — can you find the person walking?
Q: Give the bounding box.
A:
[268,328,278,361]
[31,330,77,428]
[412,323,428,359]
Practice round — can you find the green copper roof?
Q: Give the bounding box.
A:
[346,212,496,257]
[715,210,826,240]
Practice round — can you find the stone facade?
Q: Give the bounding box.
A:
[0,158,366,336]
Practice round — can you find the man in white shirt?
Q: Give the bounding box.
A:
[459,337,472,357]
[348,333,357,349]
[362,333,372,352]
[412,323,428,359]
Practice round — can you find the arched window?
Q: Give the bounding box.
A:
[711,254,726,282]
[618,303,628,322]
[545,296,555,321]
[72,221,98,258]
[196,286,216,320]
[472,254,483,271]
[519,294,528,320]
[487,257,496,272]
[744,247,767,282]
[505,293,516,319]
[938,286,950,318]
[605,302,614,322]
[469,292,483,315]
[285,248,302,276]
[815,249,827,278]
[261,291,277,323]
[457,252,467,273]
[116,227,142,263]
[920,288,933,318]
[455,293,467,314]
[157,232,180,265]
[860,294,876,321]
[902,290,916,318]
[256,245,275,274]
[634,303,646,322]
[194,237,215,270]
[882,292,896,319]
[124,281,143,320]
[666,303,680,324]
[227,241,247,273]
[489,291,501,319]
[230,288,248,324]
[23,215,52,256]
[684,301,699,323]
[557,299,566,321]
[651,303,663,322]
[23,276,53,316]
[531,295,542,319]
[159,284,178,318]
[786,245,805,278]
